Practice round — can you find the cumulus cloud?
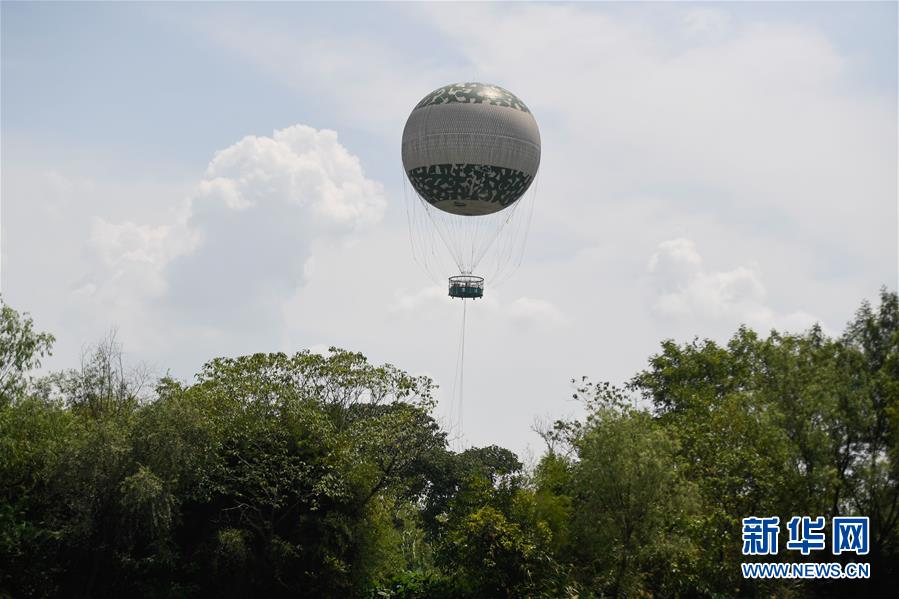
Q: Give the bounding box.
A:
[507,297,569,327]
[86,217,197,299]
[197,126,385,230]
[648,238,819,333]
[388,285,447,314]
[78,124,386,348]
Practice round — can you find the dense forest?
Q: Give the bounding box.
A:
[1,289,897,598]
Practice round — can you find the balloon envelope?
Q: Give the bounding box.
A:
[402,82,541,216]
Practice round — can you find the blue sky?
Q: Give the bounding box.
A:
[2,2,896,458]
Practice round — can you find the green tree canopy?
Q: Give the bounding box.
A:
[1,290,896,598]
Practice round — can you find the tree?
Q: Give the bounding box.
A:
[167,349,447,597]
[536,382,699,597]
[630,289,899,596]
[3,290,897,597]
[0,298,54,403]
[0,300,64,596]
[839,288,899,585]
[426,446,564,598]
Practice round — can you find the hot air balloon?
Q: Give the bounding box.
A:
[401,82,541,298]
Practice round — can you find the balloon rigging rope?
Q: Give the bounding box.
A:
[402,170,425,274]
[490,171,539,286]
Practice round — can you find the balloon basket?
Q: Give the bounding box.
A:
[448,275,484,299]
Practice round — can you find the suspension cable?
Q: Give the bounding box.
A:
[449,297,468,451]
[459,298,467,446]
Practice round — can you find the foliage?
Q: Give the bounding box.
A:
[0,289,897,597]
[0,297,54,402]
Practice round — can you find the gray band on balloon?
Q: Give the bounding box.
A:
[402,102,540,175]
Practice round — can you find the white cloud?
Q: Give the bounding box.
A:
[647,238,705,291]
[507,297,569,327]
[389,285,447,314]
[682,8,733,39]
[199,126,385,230]
[87,217,197,298]
[648,238,820,333]
[72,124,386,357]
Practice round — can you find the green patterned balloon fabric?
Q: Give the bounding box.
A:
[402,82,541,217]
[413,82,532,113]
[406,164,534,214]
